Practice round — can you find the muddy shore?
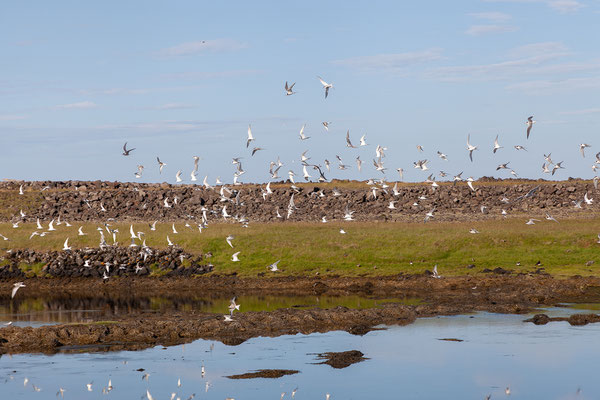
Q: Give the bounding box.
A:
[1,274,600,354]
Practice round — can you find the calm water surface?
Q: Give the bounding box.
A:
[1,309,598,399]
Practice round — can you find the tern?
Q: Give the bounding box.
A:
[252,147,264,156]
[496,162,510,170]
[135,165,144,178]
[224,314,233,322]
[580,143,591,158]
[193,155,200,171]
[48,219,56,231]
[299,124,310,140]
[322,121,330,131]
[247,124,255,148]
[122,142,135,156]
[359,134,367,146]
[284,81,296,95]
[526,218,540,225]
[317,76,333,98]
[437,151,448,161]
[163,198,171,208]
[356,156,363,172]
[157,157,166,174]
[417,145,424,152]
[167,235,174,246]
[36,218,43,230]
[466,134,478,162]
[63,238,72,251]
[514,145,527,151]
[231,251,240,262]
[545,213,558,223]
[226,235,234,248]
[172,223,178,234]
[11,282,25,298]
[176,170,183,182]
[469,228,480,234]
[346,130,357,148]
[432,265,441,278]
[526,116,535,139]
[339,229,346,234]
[467,177,476,192]
[150,221,157,231]
[19,185,24,195]
[493,135,503,153]
[551,161,564,175]
[584,192,594,205]
[267,260,281,272]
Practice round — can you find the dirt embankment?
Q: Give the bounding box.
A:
[1,180,598,223]
[1,274,600,354]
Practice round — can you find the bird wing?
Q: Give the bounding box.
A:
[325,87,329,98]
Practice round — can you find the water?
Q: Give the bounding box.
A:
[0,294,420,327]
[1,309,598,399]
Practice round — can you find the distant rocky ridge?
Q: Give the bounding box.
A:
[0,246,212,279]
[0,179,598,223]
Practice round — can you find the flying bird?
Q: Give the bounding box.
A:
[526,116,536,139]
[157,157,166,174]
[493,135,503,153]
[580,143,591,158]
[247,124,255,148]
[466,134,478,162]
[122,142,135,156]
[284,81,296,95]
[318,76,333,98]
[11,282,25,299]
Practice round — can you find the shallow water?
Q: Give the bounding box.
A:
[1,309,599,399]
[0,294,420,327]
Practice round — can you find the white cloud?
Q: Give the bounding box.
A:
[151,103,197,110]
[54,101,97,109]
[507,41,569,58]
[467,11,512,21]
[0,114,27,121]
[559,107,600,115]
[160,39,246,57]
[331,49,443,73]
[465,24,518,35]
[548,0,584,13]
[506,77,600,93]
[482,0,583,13]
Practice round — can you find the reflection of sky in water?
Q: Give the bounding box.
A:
[1,310,599,399]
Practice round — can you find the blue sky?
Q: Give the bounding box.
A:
[1,0,599,183]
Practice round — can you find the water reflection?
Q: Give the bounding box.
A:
[0,294,420,326]
[0,310,598,400]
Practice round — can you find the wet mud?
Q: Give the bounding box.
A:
[226,369,299,379]
[314,350,367,369]
[1,274,600,354]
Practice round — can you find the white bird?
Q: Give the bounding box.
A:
[247,124,255,148]
[226,235,234,248]
[339,229,346,234]
[167,235,174,246]
[224,314,233,322]
[526,218,540,225]
[63,238,72,251]
[580,143,591,158]
[157,157,166,174]
[467,177,476,192]
[191,170,198,181]
[11,282,25,298]
[437,151,448,161]
[48,219,56,231]
[176,170,183,183]
[87,382,93,392]
[346,130,357,148]
[493,135,503,153]
[19,185,24,195]
[36,218,43,230]
[469,228,480,234]
[359,134,367,146]
[231,252,240,262]
[432,265,441,278]
[584,192,594,205]
[466,134,478,162]
[163,198,171,208]
[299,124,310,140]
[322,121,330,131]
[150,221,157,231]
[526,116,535,139]
[267,260,281,272]
[135,165,144,179]
[317,76,333,98]
[77,226,87,236]
[545,213,558,223]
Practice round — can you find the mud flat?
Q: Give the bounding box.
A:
[1,274,600,354]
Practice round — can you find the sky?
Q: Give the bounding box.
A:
[1,0,599,184]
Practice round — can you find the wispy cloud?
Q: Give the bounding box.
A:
[548,0,584,13]
[465,24,518,35]
[0,114,27,121]
[159,39,246,57]
[162,69,264,80]
[483,0,583,13]
[332,49,443,73]
[506,77,600,93]
[54,101,97,109]
[559,107,600,115]
[424,42,593,82]
[467,11,512,21]
[150,103,197,110]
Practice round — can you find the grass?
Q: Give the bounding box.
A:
[1,218,600,277]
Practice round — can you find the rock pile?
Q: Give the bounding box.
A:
[1,179,598,223]
[0,246,212,279]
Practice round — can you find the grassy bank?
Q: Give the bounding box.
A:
[1,218,600,277]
